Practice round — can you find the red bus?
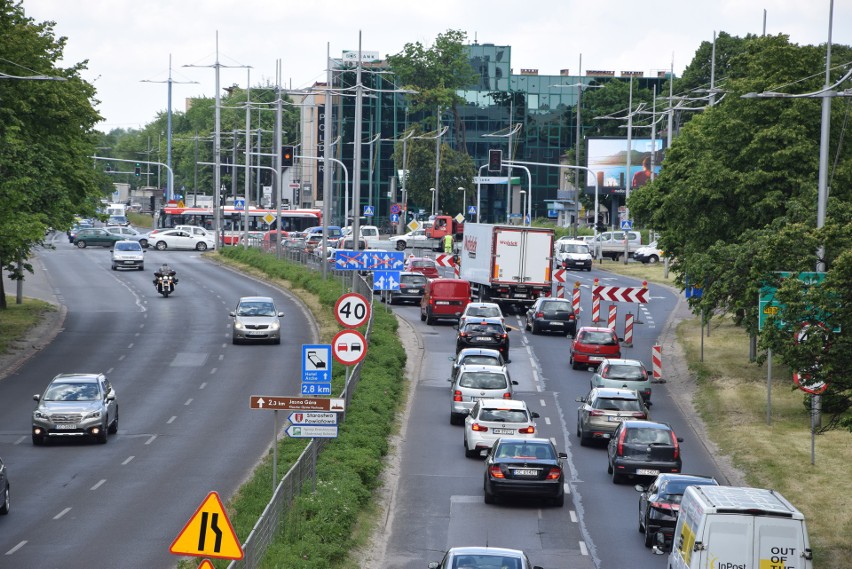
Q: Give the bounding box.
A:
[156,206,322,244]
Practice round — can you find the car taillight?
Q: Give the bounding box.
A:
[617,427,627,455]
[430,297,435,305]
[518,425,535,434]
[670,431,680,459]
[471,423,488,432]
[650,501,678,513]
[489,465,505,479]
[545,467,561,480]
[589,410,605,416]
[453,390,463,402]
[569,314,575,321]
[500,333,507,339]
[632,412,647,419]
[535,311,544,318]
[459,332,468,338]
[502,392,511,399]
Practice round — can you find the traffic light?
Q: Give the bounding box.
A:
[134,163,141,177]
[488,149,502,173]
[281,145,294,168]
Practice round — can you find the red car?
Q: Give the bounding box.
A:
[406,257,440,279]
[570,326,622,370]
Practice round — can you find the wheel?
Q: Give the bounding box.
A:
[0,482,8,515]
[607,461,613,474]
[464,440,478,458]
[96,423,108,444]
[552,491,565,507]
[530,323,539,335]
[425,312,435,325]
[32,434,44,446]
[450,413,462,426]
[570,356,580,370]
[108,408,119,434]
[196,242,208,251]
[525,319,531,331]
[648,254,659,264]
[138,265,144,271]
[232,336,241,345]
[111,264,117,270]
[612,471,624,484]
[395,240,406,251]
[155,241,167,250]
[644,522,655,548]
[420,310,426,322]
[484,481,496,504]
[76,240,87,248]
[273,337,281,345]
[139,239,148,248]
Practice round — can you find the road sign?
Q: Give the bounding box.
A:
[334,293,371,328]
[335,250,366,270]
[390,213,400,223]
[300,382,331,395]
[373,270,401,291]
[250,396,345,411]
[553,269,567,283]
[302,344,331,382]
[390,203,401,214]
[758,271,830,331]
[234,198,245,210]
[363,205,375,216]
[407,220,421,232]
[455,213,465,224]
[288,412,338,425]
[365,251,405,270]
[435,254,455,268]
[332,329,368,366]
[263,212,276,225]
[467,205,477,215]
[620,219,633,230]
[286,425,339,438]
[170,492,243,560]
[593,285,649,303]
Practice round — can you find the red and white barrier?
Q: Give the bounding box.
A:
[623,312,634,347]
[652,344,663,382]
[555,284,564,299]
[592,278,600,322]
[572,282,581,314]
[607,304,617,331]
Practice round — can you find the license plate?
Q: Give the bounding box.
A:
[637,469,660,476]
[123,261,134,264]
[437,301,450,305]
[513,469,538,477]
[513,293,527,298]
[492,428,514,434]
[589,356,604,362]
[56,424,78,430]
[247,331,266,336]
[608,416,625,422]
[475,336,492,341]
[551,322,564,326]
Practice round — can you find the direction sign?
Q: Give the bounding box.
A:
[390,213,400,223]
[302,344,331,382]
[758,271,831,331]
[332,329,368,366]
[365,251,405,270]
[390,203,401,214]
[334,293,371,328]
[286,425,339,438]
[363,205,375,216]
[335,250,367,270]
[288,412,338,425]
[301,382,331,395]
[467,205,477,215]
[170,492,243,560]
[373,270,401,291]
[250,396,345,411]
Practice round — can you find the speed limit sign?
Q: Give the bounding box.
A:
[334,293,371,328]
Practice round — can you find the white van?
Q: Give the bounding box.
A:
[668,485,812,569]
[343,225,382,248]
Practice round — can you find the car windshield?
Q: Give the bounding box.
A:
[593,397,642,411]
[480,408,529,423]
[452,555,522,569]
[626,428,672,445]
[560,244,589,254]
[463,323,504,335]
[44,382,99,401]
[460,355,501,366]
[237,302,277,317]
[401,275,427,286]
[458,372,508,389]
[466,306,501,318]
[579,331,618,345]
[115,242,140,251]
[664,480,715,496]
[411,260,435,269]
[604,364,645,379]
[540,301,572,314]
[495,442,553,460]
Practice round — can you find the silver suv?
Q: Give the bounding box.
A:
[32,373,118,445]
[449,364,518,425]
[230,296,284,344]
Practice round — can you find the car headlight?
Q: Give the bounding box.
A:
[34,410,49,420]
[234,320,245,330]
[84,410,102,420]
[269,322,280,331]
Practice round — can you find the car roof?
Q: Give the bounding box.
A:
[457,347,503,359]
[399,271,427,277]
[456,364,508,373]
[654,473,718,484]
[494,436,551,445]
[115,239,140,245]
[446,546,526,557]
[591,387,641,398]
[578,326,616,333]
[621,420,673,430]
[465,302,500,309]
[463,317,505,325]
[51,373,102,383]
[600,358,645,366]
[408,257,437,263]
[476,398,528,410]
[238,296,275,303]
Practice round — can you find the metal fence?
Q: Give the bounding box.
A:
[227,244,374,569]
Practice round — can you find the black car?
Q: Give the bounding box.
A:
[635,473,719,548]
[384,271,428,305]
[456,317,511,362]
[0,456,8,515]
[607,420,683,484]
[483,437,567,507]
[525,297,577,336]
[449,348,506,383]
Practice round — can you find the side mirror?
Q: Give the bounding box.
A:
[676,437,684,442]
[557,452,568,459]
[575,396,586,403]
[511,380,519,385]
[277,312,285,317]
[229,311,236,317]
[634,484,646,493]
[33,394,40,402]
[531,412,540,419]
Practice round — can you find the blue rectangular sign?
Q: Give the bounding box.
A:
[334,250,368,270]
[373,270,401,291]
[365,251,405,271]
[302,344,331,382]
[301,382,332,395]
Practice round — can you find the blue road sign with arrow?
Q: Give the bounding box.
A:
[373,270,401,291]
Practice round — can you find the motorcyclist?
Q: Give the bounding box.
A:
[153,263,178,284]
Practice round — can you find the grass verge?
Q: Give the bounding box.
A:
[0,296,54,354]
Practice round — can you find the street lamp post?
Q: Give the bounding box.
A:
[458,186,466,218]
[519,190,527,225]
[430,187,437,216]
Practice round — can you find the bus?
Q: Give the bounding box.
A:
[155,206,322,243]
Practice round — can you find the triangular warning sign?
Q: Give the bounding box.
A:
[198,561,216,569]
[170,491,243,560]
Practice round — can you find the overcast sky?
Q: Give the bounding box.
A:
[20,0,851,132]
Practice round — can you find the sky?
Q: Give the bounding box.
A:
[19,0,852,132]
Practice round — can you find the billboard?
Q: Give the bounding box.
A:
[585,137,664,196]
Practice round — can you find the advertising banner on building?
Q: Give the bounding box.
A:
[585,137,664,196]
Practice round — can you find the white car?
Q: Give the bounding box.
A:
[111,240,145,270]
[634,240,665,264]
[148,229,215,251]
[105,225,149,248]
[458,302,504,327]
[463,399,539,458]
[389,228,431,251]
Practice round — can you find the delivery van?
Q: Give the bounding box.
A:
[420,278,471,325]
[667,485,812,569]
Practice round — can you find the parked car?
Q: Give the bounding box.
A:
[464,398,539,458]
[421,278,471,325]
[483,437,567,507]
[554,238,593,271]
[149,229,215,251]
[455,317,511,362]
[449,348,506,383]
[73,227,123,248]
[607,420,683,484]
[590,358,652,403]
[230,296,284,345]
[0,455,8,515]
[458,301,504,327]
[570,326,622,370]
[405,256,440,279]
[575,387,648,445]
[635,473,719,548]
[449,364,517,425]
[382,271,427,305]
[428,546,543,569]
[525,297,577,336]
[32,373,118,445]
[634,240,665,264]
[111,240,145,271]
[105,225,150,248]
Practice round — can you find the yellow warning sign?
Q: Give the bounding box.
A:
[177,200,185,208]
[198,561,215,569]
[170,491,243,560]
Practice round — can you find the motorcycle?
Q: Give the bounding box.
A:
[154,274,176,297]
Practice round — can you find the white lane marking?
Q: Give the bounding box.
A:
[544,417,551,425]
[122,456,134,465]
[14,436,26,445]
[539,399,547,407]
[167,416,177,424]
[90,479,106,490]
[5,541,27,555]
[184,399,193,406]
[106,367,114,374]
[145,435,157,445]
[199,382,207,390]
[54,507,71,520]
[210,368,217,375]
[218,354,224,361]
[579,541,589,555]
[570,509,578,522]
[118,355,125,361]
[564,483,571,495]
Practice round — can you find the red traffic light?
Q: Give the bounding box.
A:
[488,149,502,173]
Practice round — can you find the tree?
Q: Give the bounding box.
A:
[0,1,104,309]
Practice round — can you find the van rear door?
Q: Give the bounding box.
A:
[695,516,753,568]
[756,516,811,569]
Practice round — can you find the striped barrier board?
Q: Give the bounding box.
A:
[593,285,649,303]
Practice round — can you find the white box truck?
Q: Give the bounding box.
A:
[459,224,554,314]
[668,485,812,569]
